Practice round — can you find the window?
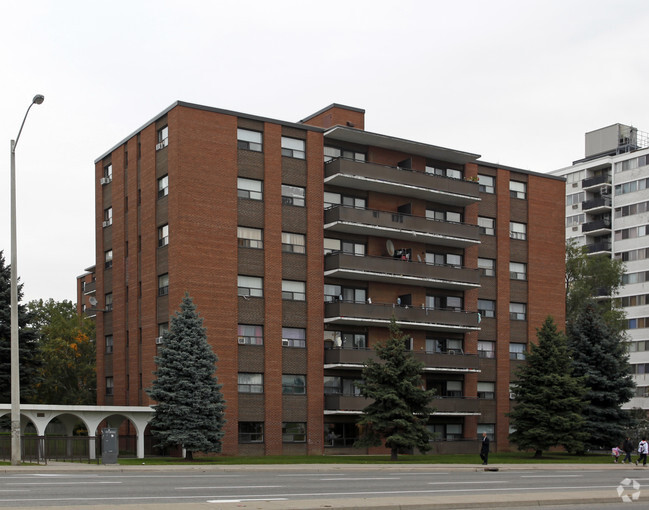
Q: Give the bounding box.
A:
[105,293,113,311]
[282,422,306,443]
[478,341,495,359]
[426,295,463,311]
[239,422,263,443]
[238,373,263,393]
[445,380,463,397]
[281,136,305,159]
[156,125,168,149]
[340,287,367,304]
[477,299,495,318]
[341,332,366,349]
[509,262,526,280]
[426,338,463,354]
[477,382,495,399]
[158,274,169,296]
[158,224,169,247]
[103,163,113,181]
[477,423,495,441]
[426,252,463,267]
[324,192,366,210]
[478,258,495,276]
[509,180,526,199]
[509,342,526,360]
[238,324,263,345]
[478,174,495,193]
[324,376,342,394]
[237,178,263,200]
[510,222,527,240]
[104,249,113,269]
[478,216,495,236]
[105,377,114,396]
[238,276,263,297]
[426,209,463,223]
[103,207,113,227]
[425,166,463,180]
[282,327,306,348]
[566,192,585,206]
[281,185,305,206]
[282,232,305,253]
[282,280,306,301]
[158,323,168,339]
[158,175,168,198]
[510,302,526,320]
[237,128,262,152]
[282,375,306,394]
[238,227,263,249]
[105,335,113,354]
[324,146,366,162]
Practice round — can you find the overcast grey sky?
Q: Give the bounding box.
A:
[2,0,648,304]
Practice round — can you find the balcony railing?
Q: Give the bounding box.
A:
[582,174,611,189]
[582,218,611,233]
[324,348,480,372]
[324,206,480,248]
[324,252,480,290]
[324,301,479,332]
[587,241,612,253]
[582,197,611,212]
[324,158,480,206]
[324,393,479,415]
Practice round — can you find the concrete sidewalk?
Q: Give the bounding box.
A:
[0,462,637,510]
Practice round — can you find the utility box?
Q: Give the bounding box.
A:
[101,428,118,465]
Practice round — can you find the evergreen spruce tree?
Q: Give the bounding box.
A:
[0,250,41,403]
[355,318,436,461]
[147,293,226,459]
[508,316,588,457]
[567,302,635,449]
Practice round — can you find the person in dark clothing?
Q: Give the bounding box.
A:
[480,432,490,465]
[623,437,634,464]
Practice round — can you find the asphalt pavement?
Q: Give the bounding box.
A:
[0,462,641,510]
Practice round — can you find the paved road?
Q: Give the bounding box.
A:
[0,463,645,509]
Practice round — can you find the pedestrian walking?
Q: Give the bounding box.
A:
[480,432,490,465]
[611,446,622,463]
[636,438,648,466]
[623,437,634,464]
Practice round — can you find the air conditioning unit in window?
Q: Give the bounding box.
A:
[156,139,168,151]
[155,337,163,345]
[282,339,290,346]
[447,349,458,355]
[509,392,516,400]
[102,220,112,227]
[237,337,246,345]
[100,177,112,185]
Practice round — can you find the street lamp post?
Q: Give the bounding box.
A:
[10,94,44,465]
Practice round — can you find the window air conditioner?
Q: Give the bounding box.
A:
[447,349,457,355]
[509,392,516,400]
[100,177,112,185]
[156,139,168,151]
[282,339,290,346]
[155,337,163,345]
[102,220,112,227]
[237,337,246,345]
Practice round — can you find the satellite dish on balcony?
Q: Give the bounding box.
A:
[386,239,395,257]
[89,296,98,307]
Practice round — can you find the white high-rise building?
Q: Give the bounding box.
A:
[551,124,649,411]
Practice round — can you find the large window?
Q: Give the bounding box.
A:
[478,216,495,236]
[426,338,463,354]
[158,224,169,247]
[238,275,263,297]
[158,175,168,198]
[157,125,168,146]
[324,146,366,162]
[238,373,263,393]
[509,262,526,280]
[477,382,495,399]
[477,299,495,318]
[478,174,495,193]
[105,335,113,354]
[428,423,463,441]
[238,324,263,345]
[426,252,463,267]
[282,374,306,394]
[478,341,495,359]
[282,280,306,301]
[426,295,463,311]
[237,128,262,152]
[425,166,462,180]
[282,184,305,207]
[103,207,113,227]
[237,178,263,200]
[510,302,527,321]
[282,327,306,348]
[105,377,114,396]
[282,232,305,253]
[103,163,113,181]
[478,258,495,276]
[509,342,527,360]
[426,209,463,223]
[239,422,263,443]
[282,422,306,443]
[238,227,263,249]
[509,180,526,199]
[477,423,495,441]
[158,273,169,296]
[510,222,527,240]
[324,192,366,210]
[105,293,113,311]
[281,136,305,159]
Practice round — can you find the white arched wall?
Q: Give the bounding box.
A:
[0,404,154,459]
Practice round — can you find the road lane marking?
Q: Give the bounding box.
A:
[8,482,121,486]
[176,486,283,490]
[207,498,288,503]
[428,481,509,485]
[521,475,582,478]
[319,477,400,481]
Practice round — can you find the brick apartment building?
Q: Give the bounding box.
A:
[86,102,565,456]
